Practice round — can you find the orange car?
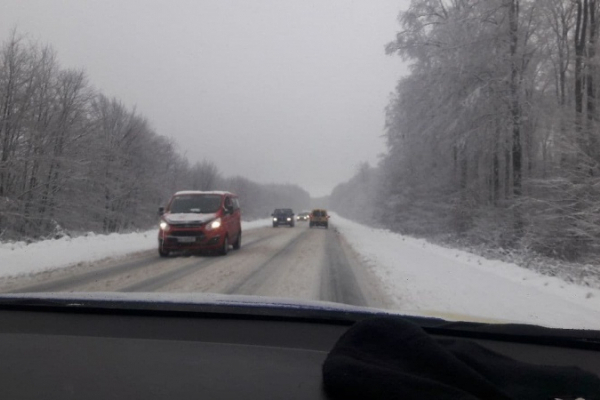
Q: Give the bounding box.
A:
[309,209,329,229]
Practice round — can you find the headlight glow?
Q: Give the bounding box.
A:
[207,218,222,230]
[287,217,291,221]
[159,221,169,231]
[273,217,277,221]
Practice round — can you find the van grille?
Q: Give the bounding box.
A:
[171,231,205,238]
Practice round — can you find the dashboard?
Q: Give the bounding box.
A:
[0,295,598,399]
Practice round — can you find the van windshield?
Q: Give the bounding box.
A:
[169,195,222,214]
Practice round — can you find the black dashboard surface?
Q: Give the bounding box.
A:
[0,299,599,399]
[0,310,337,400]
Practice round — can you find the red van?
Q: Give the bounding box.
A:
[158,191,242,257]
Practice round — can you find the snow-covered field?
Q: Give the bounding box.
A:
[0,219,272,279]
[332,213,600,330]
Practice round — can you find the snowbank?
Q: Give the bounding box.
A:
[241,218,272,230]
[0,219,271,279]
[331,213,600,330]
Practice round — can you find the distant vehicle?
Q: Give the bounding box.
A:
[272,209,295,227]
[309,209,329,229]
[296,212,310,221]
[157,191,242,257]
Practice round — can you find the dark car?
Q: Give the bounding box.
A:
[272,208,295,227]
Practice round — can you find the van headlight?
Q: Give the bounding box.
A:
[273,217,277,221]
[159,221,170,231]
[207,218,222,231]
[287,217,291,221]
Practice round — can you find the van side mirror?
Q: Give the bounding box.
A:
[158,207,164,216]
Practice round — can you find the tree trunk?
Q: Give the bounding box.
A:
[575,0,588,143]
[509,0,522,197]
[587,0,597,162]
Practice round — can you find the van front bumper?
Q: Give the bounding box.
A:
[158,229,223,252]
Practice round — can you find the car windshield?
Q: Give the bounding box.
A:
[2,0,600,333]
[169,195,222,214]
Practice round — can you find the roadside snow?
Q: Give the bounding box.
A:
[241,219,272,230]
[0,219,271,279]
[331,213,600,330]
[0,230,156,279]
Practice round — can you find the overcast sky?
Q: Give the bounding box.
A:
[1,0,410,197]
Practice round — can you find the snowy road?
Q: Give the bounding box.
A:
[3,214,600,329]
[1,224,390,308]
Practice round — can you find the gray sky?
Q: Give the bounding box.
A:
[1,0,410,197]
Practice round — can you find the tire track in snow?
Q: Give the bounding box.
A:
[9,229,276,293]
[119,232,283,292]
[319,226,367,307]
[222,229,311,295]
[10,255,175,293]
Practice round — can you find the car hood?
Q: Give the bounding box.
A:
[0,292,383,313]
[0,292,504,324]
[164,213,217,225]
[2,293,600,344]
